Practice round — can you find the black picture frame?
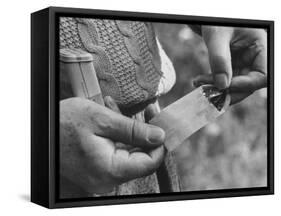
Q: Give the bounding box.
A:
[31,6,274,209]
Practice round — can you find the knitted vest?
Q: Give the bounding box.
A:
[59,17,180,197]
[60,17,164,114]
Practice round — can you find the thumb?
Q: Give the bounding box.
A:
[94,103,165,149]
[202,26,233,89]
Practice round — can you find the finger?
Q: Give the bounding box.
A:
[191,74,251,105]
[192,72,266,105]
[104,96,141,151]
[229,92,252,105]
[144,101,161,122]
[202,26,233,89]
[191,74,253,105]
[93,105,165,149]
[251,41,267,75]
[245,30,267,75]
[104,96,121,113]
[192,74,213,87]
[228,70,267,105]
[111,145,165,182]
[229,71,267,93]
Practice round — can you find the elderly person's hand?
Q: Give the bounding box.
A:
[193,26,267,104]
[60,96,165,196]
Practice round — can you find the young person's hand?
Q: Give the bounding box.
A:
[60,96,165,196]
[193,26,267,104]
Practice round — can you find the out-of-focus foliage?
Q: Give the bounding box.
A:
[154,23,267,190]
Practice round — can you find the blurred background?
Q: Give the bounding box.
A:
[154,23,267,191]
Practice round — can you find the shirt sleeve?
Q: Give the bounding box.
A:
[156,37,176,96]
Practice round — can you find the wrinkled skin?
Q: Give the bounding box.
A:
[60,26,267,196]
[193,26,267,104]
[60,97,165,196]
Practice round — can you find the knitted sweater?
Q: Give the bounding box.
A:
[59,17,180,198]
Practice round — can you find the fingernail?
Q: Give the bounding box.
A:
[215,74,228,89]
[147,126,165,145]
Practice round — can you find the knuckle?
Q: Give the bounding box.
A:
[251,40,267,52]
[132,121,149,147]
[116,117,133,143]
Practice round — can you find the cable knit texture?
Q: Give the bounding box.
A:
[59,17,163,109]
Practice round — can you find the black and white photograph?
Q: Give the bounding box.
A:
[58,16,269,199]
